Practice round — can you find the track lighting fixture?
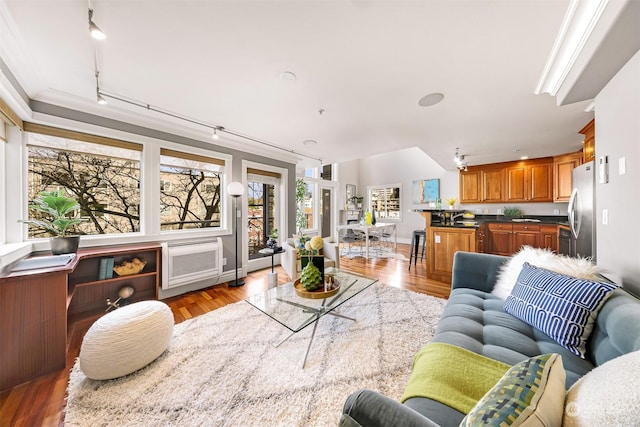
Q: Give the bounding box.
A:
[88,9,106,40]
[94,70,107,104]
[213,127,224,139]
[454,147,468,171]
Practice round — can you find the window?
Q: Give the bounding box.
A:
[26,124,142,237]
[247,168,280,259]
[159,148,224,231]
[369,185,401,221]
[303,182,315,230]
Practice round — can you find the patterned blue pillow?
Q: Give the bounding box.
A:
[504,263,617,359]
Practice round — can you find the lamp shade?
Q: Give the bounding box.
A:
[227,181,244,197]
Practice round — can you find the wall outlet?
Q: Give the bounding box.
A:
[435,235,441,244]
[497,208,503,215]
[475,209,482,214]
[602,209,608,225]
[553,209,560,215]
[222,257,227,266]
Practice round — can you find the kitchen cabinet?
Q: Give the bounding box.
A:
[505,159,553,202]
[553,151,583,202]
[579,119,595,163]
[459,168,503,203]
[540,225,558,253]
[475,223,486,253]
[486,222,559,256]
[487,223,513,256]
[428,227,476,283]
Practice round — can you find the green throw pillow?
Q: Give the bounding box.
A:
[460,353,566,427]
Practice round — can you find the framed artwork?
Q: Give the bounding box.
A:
[412,179,440,204]
[346,184,356,203]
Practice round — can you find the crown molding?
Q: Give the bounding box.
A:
[535,0,639,105]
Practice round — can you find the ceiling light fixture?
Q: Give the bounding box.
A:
[454,147,468,171]
[418,92,445,107]
[212,127,224,139]
[88,8,106,40]
[94,70,107,105]
[279,71,296,81]
[303,139,317,146]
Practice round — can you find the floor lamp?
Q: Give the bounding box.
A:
[228,181,245,287]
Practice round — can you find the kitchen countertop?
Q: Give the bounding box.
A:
[427,214,569,229]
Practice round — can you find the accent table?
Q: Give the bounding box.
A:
[258,247,285,288]
[245,268,378,368]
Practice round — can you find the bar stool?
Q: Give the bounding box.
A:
[408,230,426,271]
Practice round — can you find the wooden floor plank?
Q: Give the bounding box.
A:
[0,243,448,426]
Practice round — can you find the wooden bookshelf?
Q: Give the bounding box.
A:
[0,243,161,391]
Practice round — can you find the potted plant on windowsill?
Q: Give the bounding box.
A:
[20,189,88,254]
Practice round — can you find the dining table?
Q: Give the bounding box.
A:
[336,222,397,259]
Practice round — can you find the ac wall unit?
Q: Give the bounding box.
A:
[161,238,222,290]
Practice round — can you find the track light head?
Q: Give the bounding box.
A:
[212,126,224,140]
[89,9,106,40]
[96,91,107,105]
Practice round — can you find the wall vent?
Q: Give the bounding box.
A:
[161,238,222,290]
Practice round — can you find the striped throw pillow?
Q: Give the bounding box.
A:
[504,263,617,359]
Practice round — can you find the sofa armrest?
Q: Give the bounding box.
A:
[340,389,441,427]
[451,251,508,293]
[280,239,298,281]
[323,240,340,269]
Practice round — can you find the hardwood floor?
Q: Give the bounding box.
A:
[0,243,450,427]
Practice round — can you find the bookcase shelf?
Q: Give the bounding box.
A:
[0,242,161,391]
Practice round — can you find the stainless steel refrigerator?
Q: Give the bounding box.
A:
[568,161,596,260]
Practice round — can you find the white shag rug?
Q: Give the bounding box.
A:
[65,284,446,427]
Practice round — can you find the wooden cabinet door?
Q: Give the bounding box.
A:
[460,170,481,203]
[528,163,553,202]
[554,152,582,202]
[483,169,504,202]
[506,163,552,202]
[579,119,595,163]
[428,227,476,282]
[487,223,512,256]
[512,224,540,252]
[505,166,527,202]
[540,225,558,252]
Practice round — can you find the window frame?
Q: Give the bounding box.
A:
[367,183,402,222]
[21,122,234,252]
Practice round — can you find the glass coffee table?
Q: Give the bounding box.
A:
[245,268,378,368]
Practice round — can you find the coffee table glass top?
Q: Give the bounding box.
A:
[245,268,378,332]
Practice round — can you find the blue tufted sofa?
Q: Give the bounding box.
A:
[340,251,640,427]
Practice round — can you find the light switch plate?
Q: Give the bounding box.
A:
[619,157,626,175]
[602,209,608,225]
[435,235,441,244]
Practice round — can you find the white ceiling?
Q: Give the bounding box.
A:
[2,0,596,169]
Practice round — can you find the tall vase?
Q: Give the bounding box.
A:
[371,209,376,225]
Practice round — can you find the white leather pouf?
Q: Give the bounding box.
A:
[79,300,174,380]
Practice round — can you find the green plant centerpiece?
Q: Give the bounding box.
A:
[503,206,524,218]
[21,189,88,254]
[298,235,324,291]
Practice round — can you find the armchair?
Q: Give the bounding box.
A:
[281,236,340,281]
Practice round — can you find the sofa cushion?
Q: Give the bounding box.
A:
[493,246,605,300]
[462,353,566,427]
[504,263,617,359]
[432,288,594,387]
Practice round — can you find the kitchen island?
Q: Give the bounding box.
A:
[414,209,569,283]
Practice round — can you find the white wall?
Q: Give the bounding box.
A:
[340,147,569,242]
[336,159,359,209]
[594,49,640,296]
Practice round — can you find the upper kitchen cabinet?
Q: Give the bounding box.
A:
[459,168,504,203]
[505,158,553,203]
[579,119,595,163]
[553,151,583,202]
